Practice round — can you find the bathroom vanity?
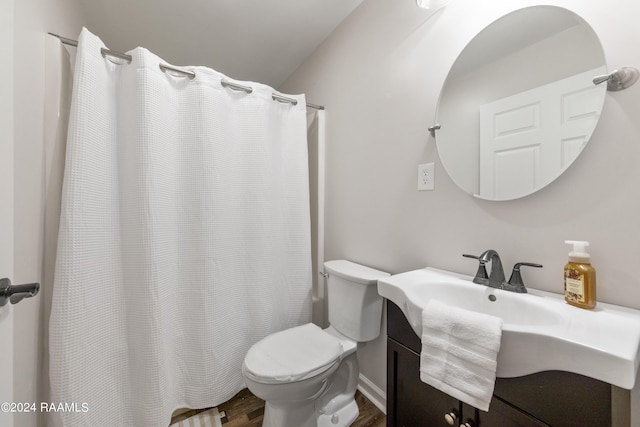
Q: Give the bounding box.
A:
[377,264,640,427]
[386,301,612,427]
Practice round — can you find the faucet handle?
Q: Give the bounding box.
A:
[462,254,489,284]
[506,262,543,293]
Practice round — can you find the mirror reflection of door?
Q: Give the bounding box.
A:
[478,67,605,200]
[434,6,607,201]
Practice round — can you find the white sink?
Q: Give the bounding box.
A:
[377,267,640,389]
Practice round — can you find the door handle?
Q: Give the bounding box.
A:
[0,278,40,307]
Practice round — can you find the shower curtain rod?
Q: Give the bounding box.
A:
[49,32,325,111]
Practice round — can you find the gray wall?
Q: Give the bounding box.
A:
[280,0,640,409]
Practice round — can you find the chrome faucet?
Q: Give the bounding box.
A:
[463,250,542,293]
[478,249,505,289]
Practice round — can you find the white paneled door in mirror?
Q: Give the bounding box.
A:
[435,6,606,201]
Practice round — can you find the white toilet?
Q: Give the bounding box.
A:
[242,260,389,427]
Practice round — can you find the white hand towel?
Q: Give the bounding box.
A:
[420,299,503,412]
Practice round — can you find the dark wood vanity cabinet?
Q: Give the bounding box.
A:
[386,301,612,427]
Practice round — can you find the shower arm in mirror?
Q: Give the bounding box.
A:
[593,67,639,91]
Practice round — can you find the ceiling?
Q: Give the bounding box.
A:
[77,0,364,88]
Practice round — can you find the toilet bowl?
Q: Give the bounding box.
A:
[242,260,389,427]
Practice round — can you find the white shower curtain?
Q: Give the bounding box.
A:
[49,28,312,427]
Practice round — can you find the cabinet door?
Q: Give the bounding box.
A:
[494,371,611,427]
[468,400,549,427]
[388,338,460,427]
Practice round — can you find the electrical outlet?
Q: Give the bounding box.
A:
[418,163,435,191]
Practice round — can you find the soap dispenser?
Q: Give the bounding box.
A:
[564,240,596,309]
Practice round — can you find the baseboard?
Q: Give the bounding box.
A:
[357,373,386,415]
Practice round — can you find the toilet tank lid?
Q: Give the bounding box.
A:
[323,260,389,285]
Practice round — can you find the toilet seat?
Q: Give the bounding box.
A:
[243,323,343,384]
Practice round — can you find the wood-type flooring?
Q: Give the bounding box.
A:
[171,388,386,427]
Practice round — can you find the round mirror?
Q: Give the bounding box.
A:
[435,6,607,201]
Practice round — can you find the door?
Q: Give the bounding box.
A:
[479,67,605,200]
[0,0,14,425]
[472,400,549,427]
[387,338,460,427]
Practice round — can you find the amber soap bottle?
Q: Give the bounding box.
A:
[564,240,596,309]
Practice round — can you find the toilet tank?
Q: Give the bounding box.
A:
[324,260,390,342]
